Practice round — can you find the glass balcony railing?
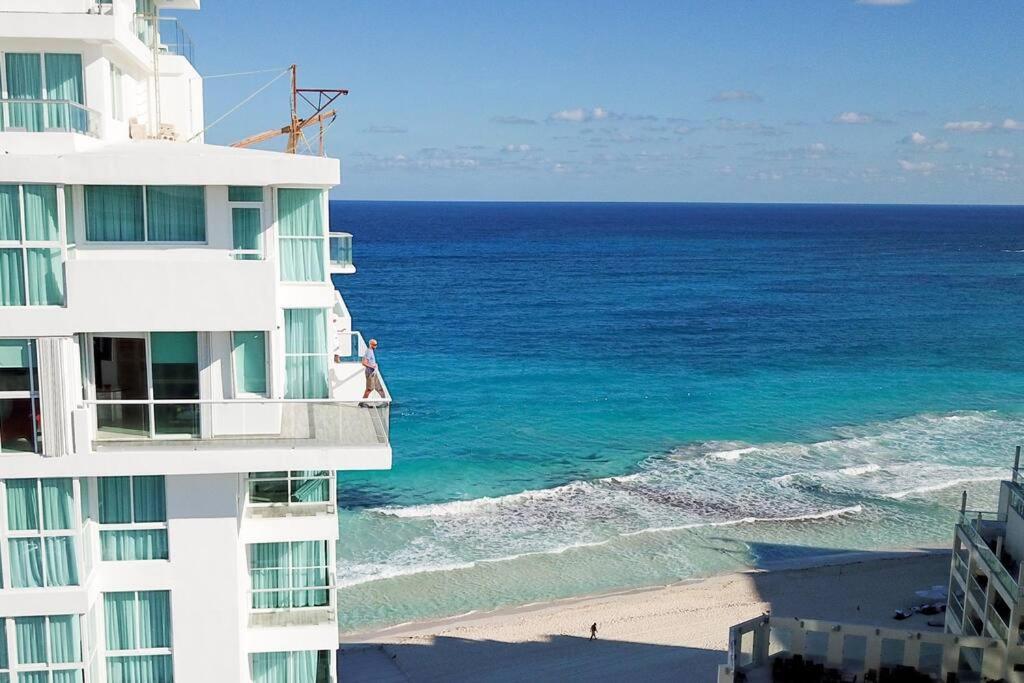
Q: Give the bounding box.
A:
[87,398,390,448]
[968,577,988,610]
[948,592,964,625]
[988,613,1008,641]
[960,522,1019,599]
[0,99,100,137]
[133,14,196,63]
[329,233,354,271]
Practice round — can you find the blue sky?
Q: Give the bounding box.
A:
[188,1,1023,203]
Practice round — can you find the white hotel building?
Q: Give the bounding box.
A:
[0,1,391,682]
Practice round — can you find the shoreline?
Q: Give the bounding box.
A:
[339,547,951,682]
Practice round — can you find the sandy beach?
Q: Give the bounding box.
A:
[339,549,951,683]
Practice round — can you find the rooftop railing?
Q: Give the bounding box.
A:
[133,14,196,63]
[959,521,1019,599]
[86,397,390,448]
[0,100,100,137]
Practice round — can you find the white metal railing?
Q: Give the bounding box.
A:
[0,99,100,137]
[85,397,390,447]
[249,570,335,613]
[329,232,353,270]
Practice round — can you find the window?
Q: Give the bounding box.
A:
[283,309,328,399]
[250,650,331,683]
[232,332,267,396]
[109,64,124,121]
[103,590,173,683]
[84,186,206,243]
[277,188,325,282]
[229,187,263,260]
[0,184,65,307]
[5,479,79,588]
[98,476,168,561]
[12,615,85,683]
[0,339,39,453]
[248,471,331,505]
[1,52,85,134]
[249,541,330,609]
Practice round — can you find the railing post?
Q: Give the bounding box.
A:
[1015,445,1021,482]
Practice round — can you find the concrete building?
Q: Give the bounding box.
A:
[0,2,389,681]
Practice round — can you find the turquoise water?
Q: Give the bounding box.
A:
[329,201,1024,632]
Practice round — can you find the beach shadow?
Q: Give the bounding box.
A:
[339,634,723,683]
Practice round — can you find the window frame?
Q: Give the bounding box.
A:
[0,184,68,308]
[0,338,40,454]
[0,51,88,132]
[0,478,83,590]
[248,540,334,612]
[97,476,169,562]
[276,187,327,285]
[230,331,269,398]
[250,649,333,683]
[229,186,264,260]
[9,614,87,681]
[83,185,208,245]
[246,471,334,508]
[282,308,331,400]
[102,590,173,671]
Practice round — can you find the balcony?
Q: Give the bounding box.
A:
[328,232,354,274]
[0,100,100,137]
[133,14,196,63]
[959,520,1019,600]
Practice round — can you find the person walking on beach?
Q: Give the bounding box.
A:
[362,338,384,399]
[589,623,598,641]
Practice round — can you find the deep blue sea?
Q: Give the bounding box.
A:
[329,201,1024,632]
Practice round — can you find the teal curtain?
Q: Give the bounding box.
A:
[146,186,206,242]
[99,477,132,523]
[291,472,328,503]
[107,655,173,683]
[0,249,25,306]
[104,592,137,650]
[42,477,74,529]
[24,185,59,240]
[250,543,288,609]
[233,331,267,395]
[0,185,21,239]
[284,309,327,399]
[151,332,199,437]
[7,479,38,530]
[53,671,84,683]
[229,186,263,202]
[278,188,324,282]
[49,614,82,663]
[5,53,43,132]
[26,247,64,305]
[44,536,79,586]
[291,541,328,608]
[251,651,319,683]
[15,616,46,664]
[133,475,166,522]
[101,529,168,561]
[0,620,7,670]
[232,207,261,260]
[139,591,171,648]
[85,186,144,241]
[44,54,85,132]
[9,538,43,587]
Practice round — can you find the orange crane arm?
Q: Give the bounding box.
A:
[231,110,336,149]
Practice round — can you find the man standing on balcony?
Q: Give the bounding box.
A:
[362,338,384,400]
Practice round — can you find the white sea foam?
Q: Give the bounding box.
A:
[709,446,757,461]
[884,476,1005,500]
[839,464,881,476]
[621,505,864,537]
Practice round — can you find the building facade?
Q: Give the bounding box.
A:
[0,2,390,681]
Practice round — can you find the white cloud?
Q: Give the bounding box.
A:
[549,107,611,123]
[502,144,532,153]
[833,111,874,124]
[943,120,993,132]
[710,90,762,103]
[905,131,928,145]
[987,148,1015,159]
[898,159,936,173]
[901,131,950,152]
[1003,118,1024,131]
[856,0,913,5]
[673,125,696,135]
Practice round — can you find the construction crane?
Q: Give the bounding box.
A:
[231,65,348,155]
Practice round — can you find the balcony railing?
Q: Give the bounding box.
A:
[987,612,1008,641]
[0,100,100,137]
[329,233,354,272]
[86,398,390,448]
[133,14,196,63]
[959,522,1019,599]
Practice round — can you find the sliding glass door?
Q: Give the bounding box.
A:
[92,333,199,439]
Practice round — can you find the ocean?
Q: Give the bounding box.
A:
[328,201,1024,633]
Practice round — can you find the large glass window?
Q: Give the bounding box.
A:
[150,332,199,436]
[1,52,85,134]
[232,332,267,396]
[283,309,328,399]
[103,590,172,683]
[5,479,79,588]
[230,186,263,261]
[248,471,330,506]
[13,615,84,683]
[249,541,330,609]
[277,189,325,282]
[84,186,205,243]
[0,339,39,453]
[250,650,331,683]
[0,185,65,307]
[98,476,168,561]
